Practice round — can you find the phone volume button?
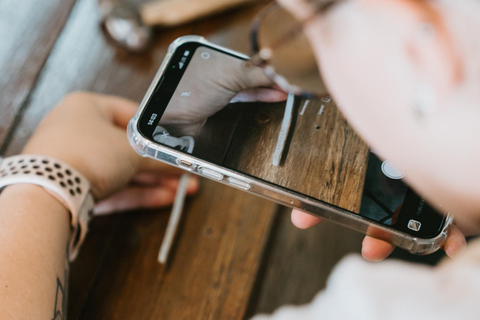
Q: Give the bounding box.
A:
[226,177,251,190]
[198,167,223,181]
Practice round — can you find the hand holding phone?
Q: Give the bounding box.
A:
[129,36,453,255]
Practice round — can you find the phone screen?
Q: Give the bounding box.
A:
[138,42,446,239]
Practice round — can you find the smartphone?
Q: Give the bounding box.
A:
[128,36,451,254]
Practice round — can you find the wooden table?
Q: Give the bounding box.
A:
[2,0,426,319]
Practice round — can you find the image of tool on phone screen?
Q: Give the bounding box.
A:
[129,36,452,255]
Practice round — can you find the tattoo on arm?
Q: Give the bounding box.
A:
[52,245,69,320]
[52,269,68,320]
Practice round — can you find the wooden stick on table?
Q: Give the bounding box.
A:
[158,173,191,266]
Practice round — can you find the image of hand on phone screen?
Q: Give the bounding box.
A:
[158,48,287,138]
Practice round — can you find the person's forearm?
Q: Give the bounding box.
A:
[0,184,71,320]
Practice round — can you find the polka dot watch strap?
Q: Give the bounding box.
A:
[0,155,94,261]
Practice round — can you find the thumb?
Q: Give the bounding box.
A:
[95,94,140,129]
[234,62,277,90]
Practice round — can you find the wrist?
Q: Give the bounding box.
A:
[19,150,101,199]
[0,184,71,238]
[0,154,95,260]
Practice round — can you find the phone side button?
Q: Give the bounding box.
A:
[198,167,224,181]
[178,159,194,168]
[226,177,251,190]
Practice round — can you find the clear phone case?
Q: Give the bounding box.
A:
[128,36,452,255]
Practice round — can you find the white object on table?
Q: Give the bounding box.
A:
[158,173,191,265]
[299,99,310,116]
[272,93,295,167]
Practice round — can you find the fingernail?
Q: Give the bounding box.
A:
[270,91,288,101]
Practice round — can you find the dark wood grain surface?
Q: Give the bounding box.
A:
[224,98,369,213]
[191,104,244,164]
[0,0,367,319]
[246,206,364,317]
[80,180,276,320]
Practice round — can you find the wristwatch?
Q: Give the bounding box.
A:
[0,155,95,261]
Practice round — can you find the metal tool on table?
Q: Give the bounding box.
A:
[98,0,256,52]
[158,173,191,268]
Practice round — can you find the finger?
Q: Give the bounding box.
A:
[291,209,323,229]
[131,171,182,185]
[230,88,288,103]
[132,172,200,195]
[160,175,200,195]
[240,62,276,89]
[83,94,185,175]
[94,185,177,215]
[450,218,480,237]
[361,236,395,262]
[138,157,186,175]
[443,224,467,258]
[95,94,140,128]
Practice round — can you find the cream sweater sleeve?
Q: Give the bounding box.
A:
[252,240,480,320]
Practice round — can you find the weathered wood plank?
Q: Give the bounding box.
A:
[3,0,198,156]
[247,206,364,317]
[0,0,76,151]
[192,104,244,164]
[80,179,277,320]
[67,214,118,319]
[1,1,280,319]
